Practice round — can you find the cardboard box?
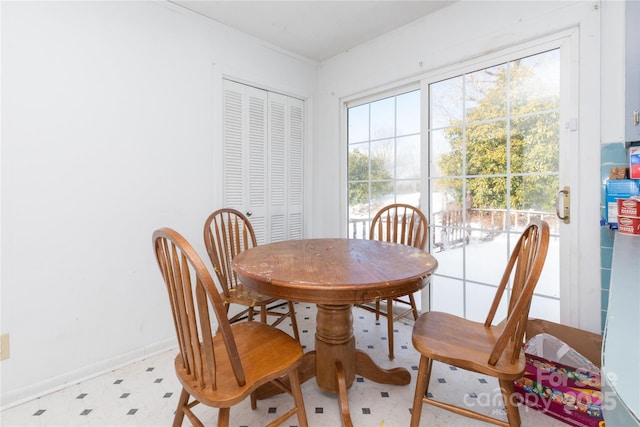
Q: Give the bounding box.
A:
[514,319,605,427]
[609,167,627,180]
[525,319,602,368]
[630,146,640,180]
[618,216,640,235]
[606,180,640,225]
[617,198,640,217]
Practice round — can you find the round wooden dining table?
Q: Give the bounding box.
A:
[233,238,438,426]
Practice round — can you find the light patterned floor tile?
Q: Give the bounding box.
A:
[1,304,567,426]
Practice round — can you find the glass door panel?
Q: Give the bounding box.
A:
[427,49,561,322]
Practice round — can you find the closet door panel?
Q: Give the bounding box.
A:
[246,88,268,244]
[287,98,304,240]
[222,79,303,244]
[222,80,268,243]
[222,83,244,209]
[268,92,287,242]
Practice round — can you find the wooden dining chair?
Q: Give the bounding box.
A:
[203,208,300,342]
[357,203,428,359]
[410,218,550,427]
[152,227,308,427]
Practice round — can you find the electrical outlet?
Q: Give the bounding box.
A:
[0,333,10,361]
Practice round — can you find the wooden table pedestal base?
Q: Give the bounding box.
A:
[254,304,411,427]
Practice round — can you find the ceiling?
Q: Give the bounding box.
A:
[171,1,455,62]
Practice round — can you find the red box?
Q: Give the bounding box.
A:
[617,216,640,235]
[617,198,640,217]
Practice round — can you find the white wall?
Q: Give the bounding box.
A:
[312,1,610,332]
[0,1,316,407]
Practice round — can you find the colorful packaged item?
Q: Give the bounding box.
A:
[630,146,640,180]
[606,180,640,226]
[617,197,640,217]
[618,216,640,235]
[513,333,606,427]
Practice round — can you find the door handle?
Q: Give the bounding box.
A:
[556,186,570,224]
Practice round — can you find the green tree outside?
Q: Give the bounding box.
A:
[437,58,559,213]
[348,149,393,205]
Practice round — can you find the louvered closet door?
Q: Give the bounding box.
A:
[223,80,268,242]
[287,97,304,240]
[268,92,287,242]
[268,93,304,242]
[222,79,303,244]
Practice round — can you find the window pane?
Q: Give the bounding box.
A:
[430,76,463,129]
[466,120,507,175]
[431,128,462,177]
[511,50,560,112]
[397,90,420,135]
[467,176,507,211]
[430,277,463,316]
[466,283,506,323]
[396,135,420,179]
[510,175,559,213]
[348,143,370,180]
[370,97,395,139]
[431,177,461,217]
[533,234,559,298]
[370,138,394,178]
[466,233,508,285]
[371,181,394,211]
[348,104,369,144]
[396,180,420,206]
[510,113,559,174]
[348,181,370,239]
[348,181,369,213]
[465,64,507,121]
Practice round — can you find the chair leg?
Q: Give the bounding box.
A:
[287,301,300,342]
[216,407,230,427]
[407,293,419,320]
[386,298,394,359]
[172,388,190,427]
[423,357,433,395]
[410,356,432,427]
[250,391,257,410]
[288,366,309,427]
[375,300,381,320]
[499,378,521,427]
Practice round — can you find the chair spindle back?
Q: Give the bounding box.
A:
[204,209,257,297]
[370,203,428,250]
[153,227,246,389]
[483,218,550,365]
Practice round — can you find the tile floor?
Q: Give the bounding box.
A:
[1,303,566,426]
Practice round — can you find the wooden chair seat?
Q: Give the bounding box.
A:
[412,312,525,380]
[175,322,303,408]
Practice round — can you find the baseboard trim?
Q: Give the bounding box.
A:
[0,339,176,411]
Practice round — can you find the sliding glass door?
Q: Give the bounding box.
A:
[426,49,562,322]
